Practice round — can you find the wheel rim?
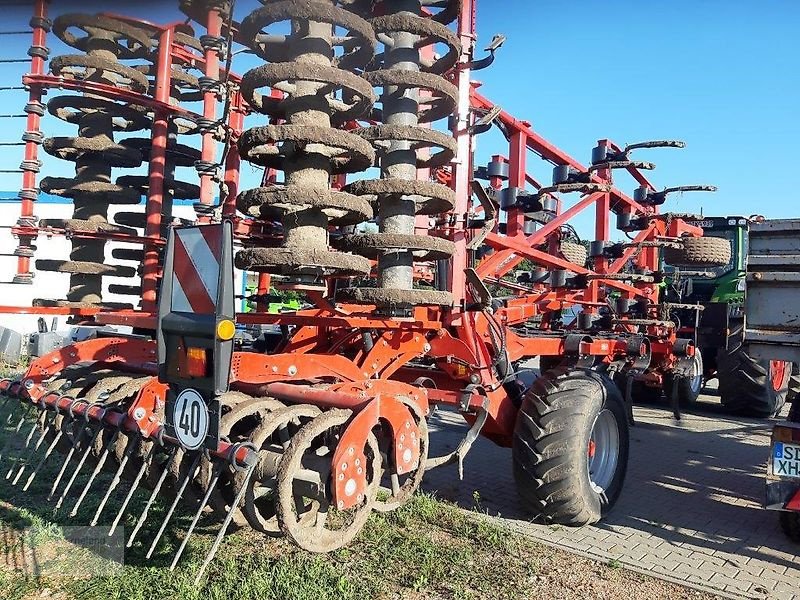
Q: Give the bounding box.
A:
[688,350,704,395]
[770,361,789,392]
[588,408,620,494]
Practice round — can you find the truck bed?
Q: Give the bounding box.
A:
[745,219,800,363]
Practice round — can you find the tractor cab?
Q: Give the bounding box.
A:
[664,216,749,313]
[681,216,748,305]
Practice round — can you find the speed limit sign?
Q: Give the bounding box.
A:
[172,388,209,450]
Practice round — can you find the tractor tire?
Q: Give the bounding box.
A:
[663,236,732,268]
[560,242,588,267]
[664,349,704,408]
[718,326,790,418]
[513,368,629,525]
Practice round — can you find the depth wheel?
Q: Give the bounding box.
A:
[513,368,630,525]
[276,409,379,552]
[664,349,704,408]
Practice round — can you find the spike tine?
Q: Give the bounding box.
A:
[48,425,89,501]
[194,462,256,584]
[109,443,156,537]
[5,412,47,479]
[55,425,103,510]
[32,412,55,451]
[69,429,120,517]
[11,416,55,485]
[91,436,140,526]
[22,429,64,491]
[146,452,202,560]
[127,447,177,548]
[170,462,223,570]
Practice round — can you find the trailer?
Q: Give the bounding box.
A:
[744,219,800,540]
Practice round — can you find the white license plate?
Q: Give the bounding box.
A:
[773,442,800,478]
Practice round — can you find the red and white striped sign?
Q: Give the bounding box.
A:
[170,226,223,314]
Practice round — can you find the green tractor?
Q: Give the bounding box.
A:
[663,216,792,417]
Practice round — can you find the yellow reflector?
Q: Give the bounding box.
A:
[217,319,236,341]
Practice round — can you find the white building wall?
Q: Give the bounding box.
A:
[0,197,246,336]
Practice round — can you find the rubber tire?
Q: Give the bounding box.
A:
[663,236,732,268]
[664,349,704,408]
[560,242,588,267]
[512,368,630,525]
[718,326,790,418]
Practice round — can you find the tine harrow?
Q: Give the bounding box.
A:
[0,0,729,580]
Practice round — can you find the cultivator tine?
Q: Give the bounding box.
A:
[145,452,202,559]
[69,428,121,517]
[5,409,47,479]
[109,443,156,537]
[10,410,55,485]
[195,461,256,584]
[22,422,66,491]
[127,446,178,548]
[169,461,223,570]
[51,421,97,504]
[91,436,140,526]
[55,429,101,510]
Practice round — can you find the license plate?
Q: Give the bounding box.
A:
[689,220,714,229]
[773,442,800,478]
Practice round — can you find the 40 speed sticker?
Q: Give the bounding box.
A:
[172,388,209,450]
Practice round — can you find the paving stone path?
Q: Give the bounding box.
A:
[424,388,800,599]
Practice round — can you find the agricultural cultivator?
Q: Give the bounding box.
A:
[0,0,730,576]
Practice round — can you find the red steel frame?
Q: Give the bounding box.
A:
[1,1,706,478]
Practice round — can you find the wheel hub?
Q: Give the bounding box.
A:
[588,408,620,494]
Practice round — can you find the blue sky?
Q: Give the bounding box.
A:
[470,0,799,232]
[0,1,797,237]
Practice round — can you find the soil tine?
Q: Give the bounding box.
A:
[22,427,64,491]
[127,447,177,548]
[68,429,120,517]
[11,412,55,485]
[48,424,89,501]
[9,412,43,466]
[145,452,202,559]
[55,425,103,510]
[91,436,139,526]
[170,461,223,570]
[194,461,256,584]
[109,443,156,537]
